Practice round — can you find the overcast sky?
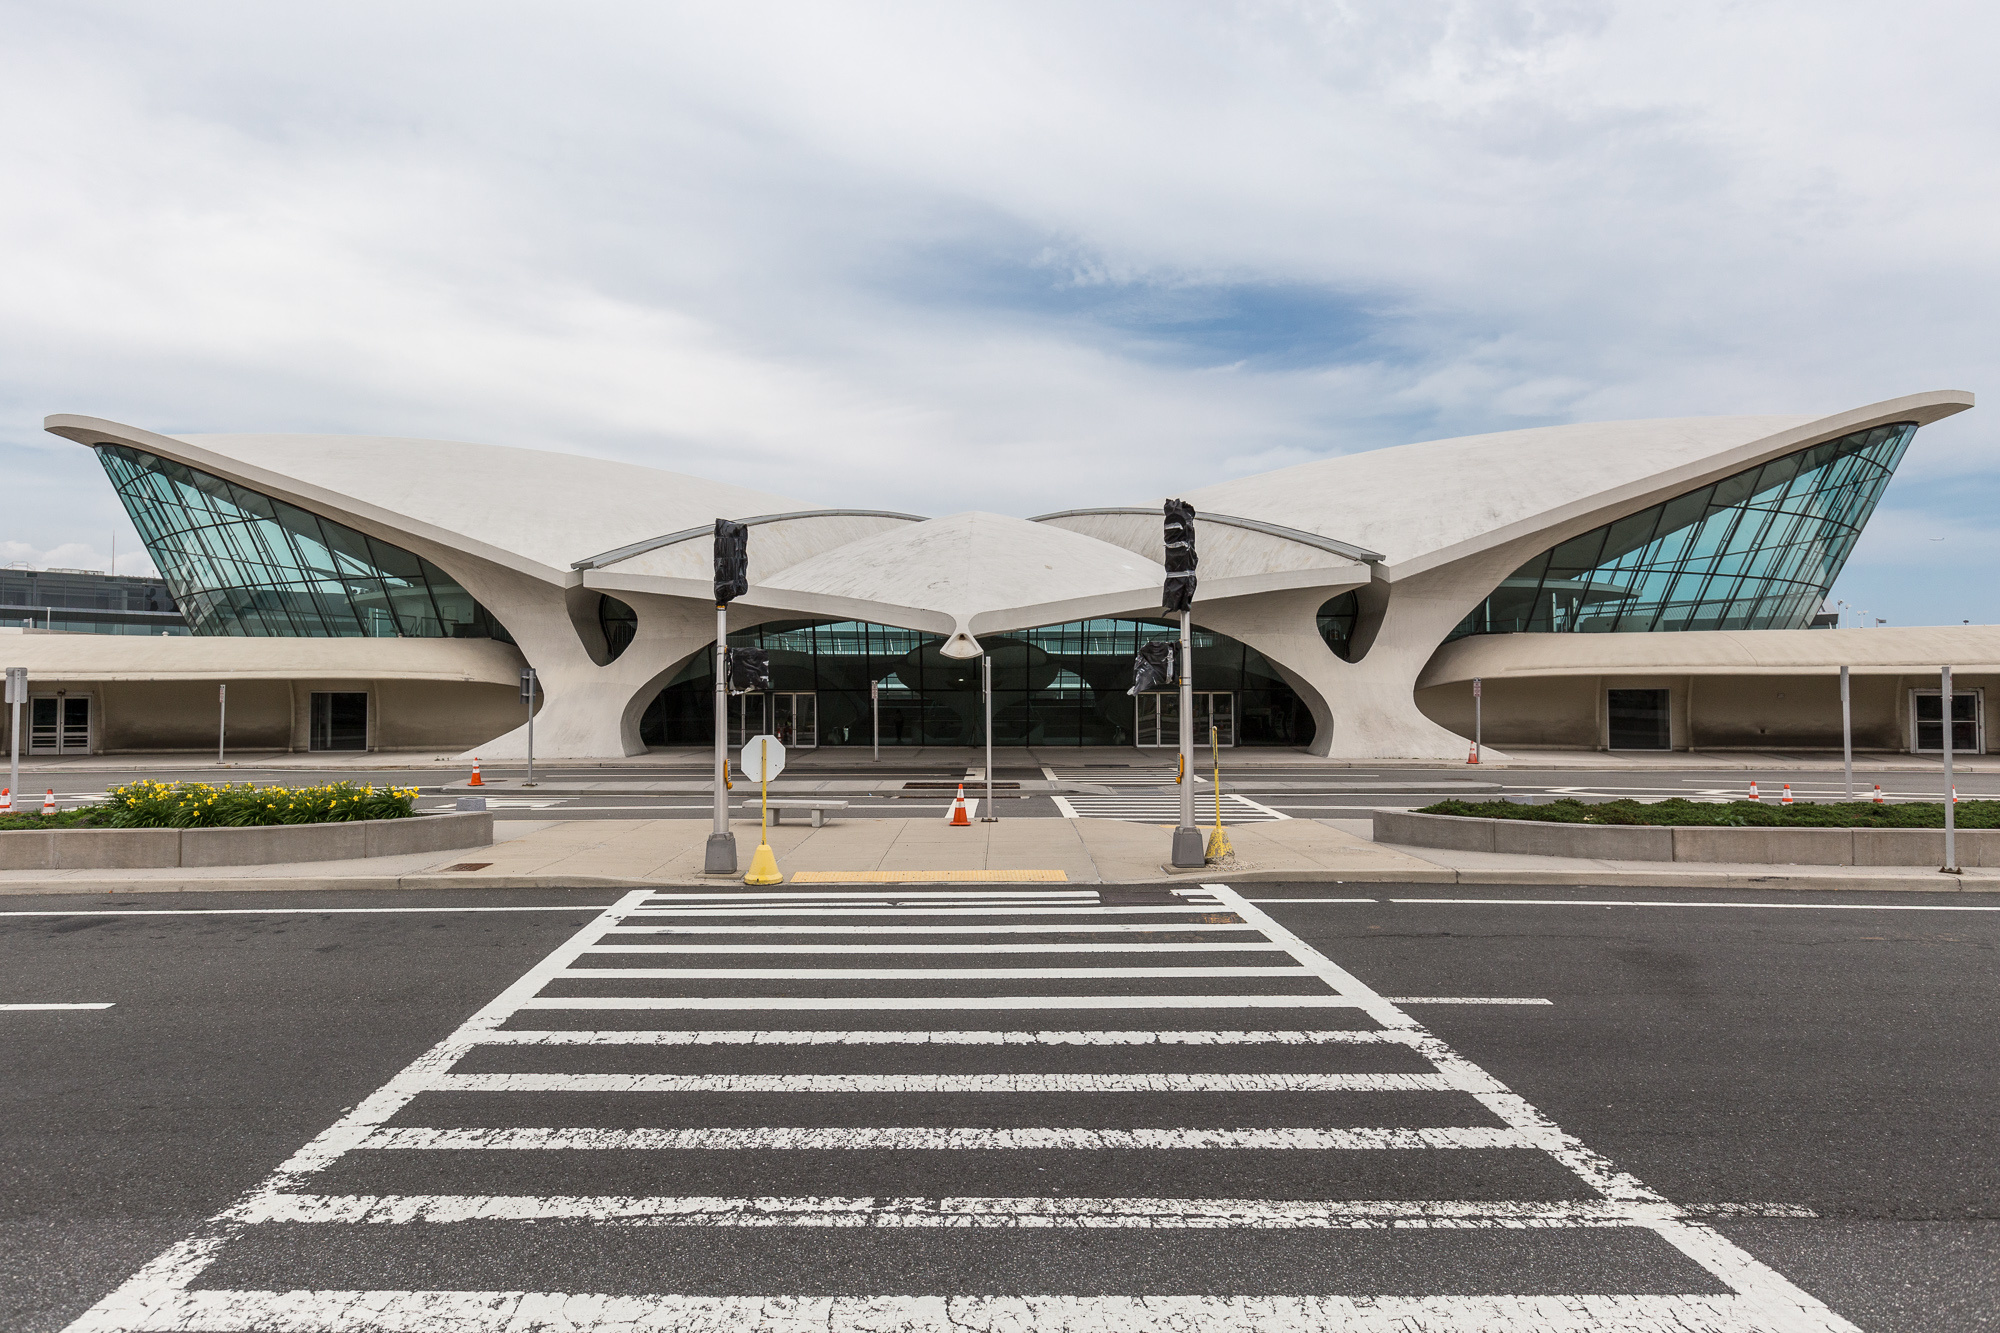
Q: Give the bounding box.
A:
[0,1,1992,625]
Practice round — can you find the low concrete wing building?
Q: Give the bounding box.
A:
[23,387,1980,758]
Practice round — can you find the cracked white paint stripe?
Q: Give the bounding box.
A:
[516,994,1368,1011]
[473,1028,1412,1046]
[582,942,1293,954]
[59,1290,1853,1333]
[427,1071,1455,1093]
[557,966,1313,979]
[357,1124,1540,1151]
[239,1193,1790,1228]
[640,891,1100,901]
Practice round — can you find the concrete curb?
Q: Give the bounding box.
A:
[3,865,1991,896]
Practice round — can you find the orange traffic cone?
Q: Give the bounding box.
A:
[41,789,56,815]
[1747,781,1760,801]
[1952,786,1960,805]
[1872,784,1886,805]
[948,784,971,827]
[1466,741,1479,765]
[1780,783,1794,806]
[0,788,10,814]
[468,758,484,787]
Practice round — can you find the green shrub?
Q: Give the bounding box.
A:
[0,807,103,832]
[94,780,420,829]
[1416,796,2000,828]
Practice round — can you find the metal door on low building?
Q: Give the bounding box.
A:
[309,692,369,751]
[28,695,91,754]
[1911,688,1983,753]
[1134,692,1235,747]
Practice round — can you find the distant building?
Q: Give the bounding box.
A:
[0,566,187,635]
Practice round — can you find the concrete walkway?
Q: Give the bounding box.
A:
[2,814,1995,895]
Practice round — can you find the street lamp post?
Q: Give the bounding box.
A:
[1943,664,1959,874]
[706,519,750,876]
[1164,499,1203,868]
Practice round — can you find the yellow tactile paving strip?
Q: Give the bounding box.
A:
[788,869,1069,883]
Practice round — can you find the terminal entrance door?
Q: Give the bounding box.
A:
[28,695,90,754]
[731,693,818,748]
[1134,692,1234,748]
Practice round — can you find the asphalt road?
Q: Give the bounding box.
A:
[4,884,1995,1331]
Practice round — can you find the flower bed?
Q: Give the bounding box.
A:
[1416,797,2000,829]
[0,780,418,833]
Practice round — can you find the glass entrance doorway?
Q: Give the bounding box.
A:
[28,696,90,754]
[1134,692,1234,748]
[1912,689,1983,753]
[730,693,818,748]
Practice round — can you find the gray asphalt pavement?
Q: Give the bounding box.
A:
[5,885,1995,1331]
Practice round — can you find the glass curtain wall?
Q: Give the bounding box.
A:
[641,617,1314,747]
[95,444,511,640]
[1450,422,1916,639]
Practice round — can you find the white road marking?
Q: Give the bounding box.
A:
[1385,897,2000,912]
[620,904,1222,917]
[1056,793,1287,825]
[65,1289,1844,1332]
[648,890,1099,901]
[582,942,1292,954]
[556,965,1311,979]
[239,1192,1797,1228]
[606,922,1266,934]
[0,1002,114,1010]
[472,1028,1411,1046]
[0,906,613,917]
[427,1071,1455,1093]
[519,993,1369,1010]
[1383,997,1554,1006]
[1227,793,1292,820]
[1050,793,1080,818]
[359,1124,1537,1152]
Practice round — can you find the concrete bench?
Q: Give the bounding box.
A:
[740,799,850,828]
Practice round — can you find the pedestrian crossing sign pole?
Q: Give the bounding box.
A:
[742,733,786,885]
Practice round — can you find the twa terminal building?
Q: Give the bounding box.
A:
[16,389,1994,761]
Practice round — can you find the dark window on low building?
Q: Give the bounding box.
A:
[1607,689,1670,750]
[309,692,369,751]
[1317,591,1360,662]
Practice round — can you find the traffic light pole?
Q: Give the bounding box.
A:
[1171,609,1203,867]
[704,602,737,875]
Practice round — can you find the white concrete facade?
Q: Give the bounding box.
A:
[42,389,1974,760]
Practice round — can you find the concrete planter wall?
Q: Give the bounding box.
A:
[1374,810,1988,867]
[0,811,491,871]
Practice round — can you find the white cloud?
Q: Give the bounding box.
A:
[0,0,1993,619]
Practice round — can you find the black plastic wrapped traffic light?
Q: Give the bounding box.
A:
[1127,639,1178,696]
[714,519,749,605]
[726,647,772,694]
[1162,498,1196,613]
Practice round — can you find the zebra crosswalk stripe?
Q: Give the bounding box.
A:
[61,885,1860,1333]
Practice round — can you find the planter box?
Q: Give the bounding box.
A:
[1374,810,1987,867]
[0,811,491,870]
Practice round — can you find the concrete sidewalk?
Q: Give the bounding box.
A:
[2,814,1995,896]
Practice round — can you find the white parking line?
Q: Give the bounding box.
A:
[429,1071,1455,1094]
[1384,997,1553,1006]
[361,1124,1538,1152]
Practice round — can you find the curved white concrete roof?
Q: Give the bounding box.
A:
[45,416,810,581]
[1179,391,1973,578]
[758,512,1164,650]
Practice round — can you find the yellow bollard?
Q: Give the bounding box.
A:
[1204,724,1233,862]
[743,747,784,885]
